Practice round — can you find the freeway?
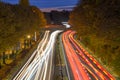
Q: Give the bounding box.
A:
[13,30,62,80]
[62,30,115,80]
[62,30,90,80]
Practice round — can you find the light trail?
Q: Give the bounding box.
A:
[62,30,90,80]
[59,34,71,80]
[62,30,115,80]
[13,30,62,80]
[69,31,115,80]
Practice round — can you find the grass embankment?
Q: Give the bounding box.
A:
[54,34,68,80]
[76,39,120,80]
[54,34,62,80]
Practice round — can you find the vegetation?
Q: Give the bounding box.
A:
[44,10,70,24]
[0,0,46,73]
[19,0,30,6]
[69,0,120,77]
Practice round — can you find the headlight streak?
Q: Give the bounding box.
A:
[13,30,62,80]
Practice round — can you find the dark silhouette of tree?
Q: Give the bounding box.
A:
[69,0,120,77]
[0,1,46,68]
[44,10,70,24]
[19,0,29,6]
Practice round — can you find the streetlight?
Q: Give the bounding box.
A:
[27,35,31,39]
[27,35,31,48]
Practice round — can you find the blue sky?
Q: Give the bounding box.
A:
[2,0,79,8]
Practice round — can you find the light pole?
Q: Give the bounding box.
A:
[35,32,37,42]
[27,35,31,48]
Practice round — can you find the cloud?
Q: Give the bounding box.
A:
[40,5,75,12]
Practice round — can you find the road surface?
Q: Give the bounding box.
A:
[13,30,62,80]
[13,29,115,80]
[62,30,115,80]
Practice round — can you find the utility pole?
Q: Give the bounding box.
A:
[35,32,37,42]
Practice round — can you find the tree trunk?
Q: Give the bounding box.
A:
[12,50,16,59]
[0,62,1,69]
[2,52,6,64]
[0,55,1,69]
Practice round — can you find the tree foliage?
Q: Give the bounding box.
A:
[19,0,29,6]
[0,1,46,60]
[69,0,120,77]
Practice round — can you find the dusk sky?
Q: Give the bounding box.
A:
[2,0,79,8]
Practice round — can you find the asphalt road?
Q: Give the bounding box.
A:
[12,29,115,80]
[62,30,115,80]
[13,30,62,80]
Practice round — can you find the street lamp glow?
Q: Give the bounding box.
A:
[27,35,31,39]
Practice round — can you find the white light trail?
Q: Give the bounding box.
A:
[13,30,62,80]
